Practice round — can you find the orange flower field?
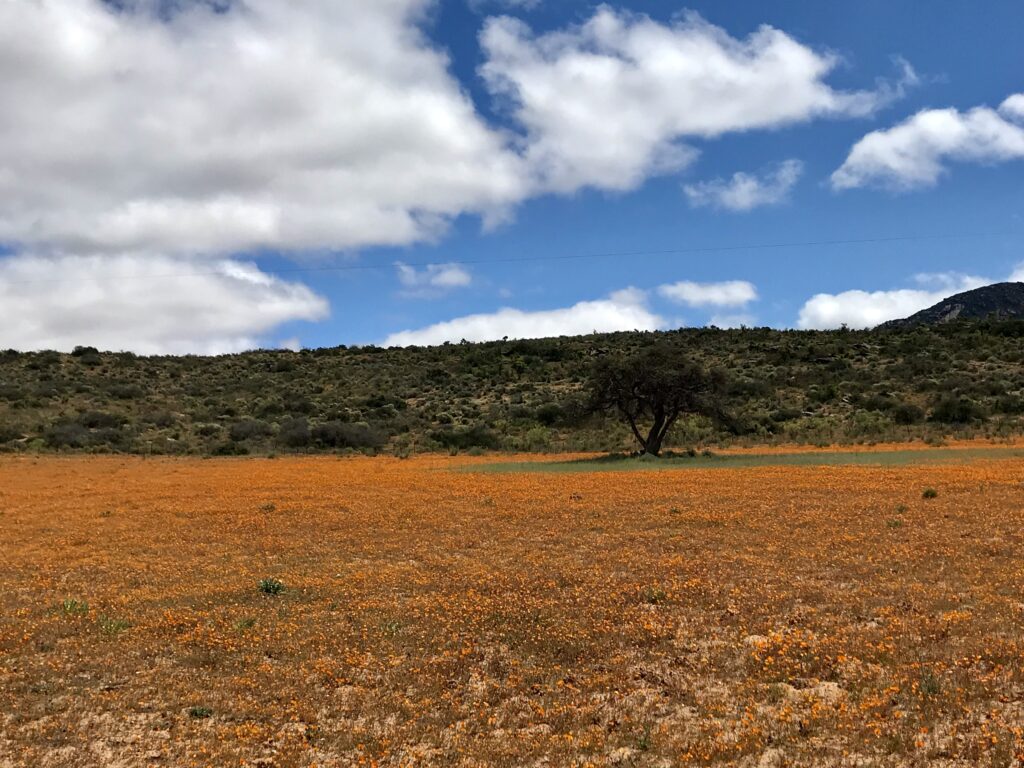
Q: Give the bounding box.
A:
[2,449,1023,767]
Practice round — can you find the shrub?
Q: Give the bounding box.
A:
[524,426,552,451]
[45,422,90,449]
[892,403,925,425]
[109,384,145,400]
[259,578,285,596]
[229,420,272,442]
[311,421,385,450]
[929,395,986,424]
[431,424,500,451]
[72,347,102,366]
[212,441,249,456]
[188,706,213,719]
[141,409,176,428]
[277,417,311,448]
[534,403,562,427]
[77,411,123,429]
[923,488,938,499]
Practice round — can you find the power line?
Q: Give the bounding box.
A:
[2,231,1011,286]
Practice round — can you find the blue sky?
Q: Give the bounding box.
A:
[0,0,1022,353]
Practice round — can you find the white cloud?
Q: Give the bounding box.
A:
[1,2,904,257]
[0,0,528,256]
[832,92,1024,190]
[0,254,328,355]
[481,7,909,193]
[708,313,757,329]
[684,160,803,211]
[797,272,990,329]
[396,262,472,296]
[658,280,758,308]
[1000,93,1024,122]
[383,287,663,346]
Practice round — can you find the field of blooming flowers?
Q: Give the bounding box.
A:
[1,448,1023,767]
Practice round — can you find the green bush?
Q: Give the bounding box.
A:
[277,417,311,448]
[892,403,925,425]
[258,578,285,595]
[229,420,272,442]
[929,396,986,424]
[431,424,500,451]
[311,421,385,450]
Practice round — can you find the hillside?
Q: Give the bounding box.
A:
[2,320,1024,455]
[880,282,1024,329]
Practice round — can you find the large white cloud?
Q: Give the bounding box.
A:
[383,287,663,346]
[0,254,328,354]
[0,0,528,256]
[797,272,991,329]
[658,280,758,307]
[480,7,909,193]
[832,93,1024,190]
[684,160,803,211]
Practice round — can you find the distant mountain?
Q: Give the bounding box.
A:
[880,282,1024,329]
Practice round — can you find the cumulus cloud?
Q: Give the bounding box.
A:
[797,272,990,329]
[832,93,1024,190]
[0,0,528,256]
[383,288,663,346]
[0,254,329,354]
[684,160,803,211]
[396,262,472,296]
[481,7,909,193]
[658,280,758,308]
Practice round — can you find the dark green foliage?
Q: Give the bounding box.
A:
[258,578,284,595]
[71,346,102,367]
[929,395,987,424]
[229,420,272,442]
[45,422,91,449]
[534,402,563,426]
[892,403,926,425]
[77,411,123,429]
[277,417,311,448]
[311,421,385,450]
[430,424,501,451]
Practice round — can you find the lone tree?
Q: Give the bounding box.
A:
[587,344,729,456]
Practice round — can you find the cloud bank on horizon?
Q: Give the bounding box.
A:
[0,0,1020,352]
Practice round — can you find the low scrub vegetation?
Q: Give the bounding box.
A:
[2,320,1023,455]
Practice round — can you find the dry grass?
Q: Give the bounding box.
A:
[1,449,1023,767]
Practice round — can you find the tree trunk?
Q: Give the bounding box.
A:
[643,411,666,456]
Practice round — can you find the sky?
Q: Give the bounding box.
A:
[0,0,1022,354]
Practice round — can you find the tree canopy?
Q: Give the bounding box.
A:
[587,345,729,456]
